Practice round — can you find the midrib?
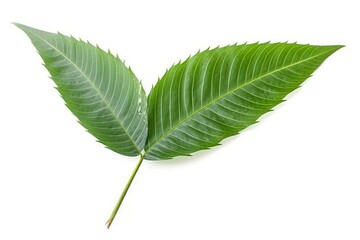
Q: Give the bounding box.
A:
[30,31,141,154]
[145,49,334,156]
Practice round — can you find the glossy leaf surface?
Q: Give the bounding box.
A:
[145,43,342,159]
[16,24,147,156]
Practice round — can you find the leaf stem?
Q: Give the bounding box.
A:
[106,154,144,228]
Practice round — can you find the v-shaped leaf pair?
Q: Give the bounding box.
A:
[16,23,343,227]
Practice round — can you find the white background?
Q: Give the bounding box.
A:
[0,0,359,239]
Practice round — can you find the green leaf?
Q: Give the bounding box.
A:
[145,43,343,160]
[16,23,147,156]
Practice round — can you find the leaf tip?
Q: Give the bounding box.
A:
[334,45,345,50]
[12,22,25,29]
[12,22,32,33]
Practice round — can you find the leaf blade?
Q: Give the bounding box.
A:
[145,43,343,160]
[16,23,147,156]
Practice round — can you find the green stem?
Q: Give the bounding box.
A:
[106,154,144,228]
